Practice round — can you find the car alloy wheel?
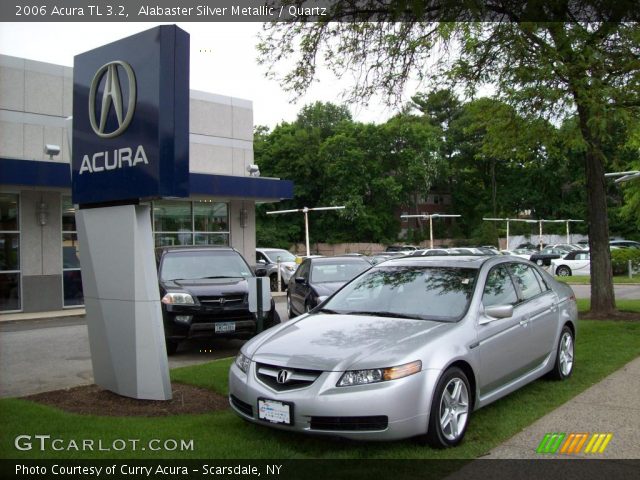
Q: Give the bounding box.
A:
[270,275,278,292]
[426,367,471,448]
[556,266,572,277]
[549,325,574,380]
[536,259,544,266]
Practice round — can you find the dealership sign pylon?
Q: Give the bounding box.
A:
[72,26,190,400]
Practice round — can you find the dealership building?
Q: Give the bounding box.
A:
[0,53,293,315]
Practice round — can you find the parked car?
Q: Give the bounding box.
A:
[551,250,590,277]
[385,245,419,252]
[549,244,579,252]
[256,248,298,291]
[529,247,567,266]
[156,246,280,355]
[502,248,536,259]
[229,255,577,445]
[408,248,449,257]
[609,239,640,249]
[286,256,371,318]
[516,242,539,250]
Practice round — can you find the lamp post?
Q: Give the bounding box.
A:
[605,170,640,183]
[400,213,461,249]
[266,206,345,257]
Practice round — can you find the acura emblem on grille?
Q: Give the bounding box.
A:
[218,298,226,305]
[277,369,292,384]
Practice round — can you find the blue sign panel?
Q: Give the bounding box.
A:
[72,25,189,205]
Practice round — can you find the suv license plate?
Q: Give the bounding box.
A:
[214,322,235,333]
[258,399,292,425]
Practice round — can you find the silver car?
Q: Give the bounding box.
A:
[229,256,577,447]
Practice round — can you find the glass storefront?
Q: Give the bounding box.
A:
[153,200,229,247]
[0,193,20,311]
[62,197,83,307]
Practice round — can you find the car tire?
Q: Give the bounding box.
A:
[265,310,281,329]
[556,266,572,277]
[425,367,472,448]
[165,340,179,356]
[286,294,295,319]
[536,259,544,266]
[548,325,574,380]
[269,275,278,292]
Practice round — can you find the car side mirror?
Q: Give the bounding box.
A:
[480,305,514,324]
[255,268,268,277]
[295,277,306,284]
[257,259,267,265]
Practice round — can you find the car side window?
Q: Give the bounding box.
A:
[532,268,550,292]
[482,266,518,307]
[297,261,310,280]
[508,264,543,301]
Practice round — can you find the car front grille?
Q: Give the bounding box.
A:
[197,295,245,305]
[255,363,322,391]
[309,416,389,431]
[230,395,253,417]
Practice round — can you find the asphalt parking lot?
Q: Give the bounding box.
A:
[0,298,289,398]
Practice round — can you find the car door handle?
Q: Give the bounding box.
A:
[519,316,530,326]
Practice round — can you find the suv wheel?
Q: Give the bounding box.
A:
[269,275,278,292]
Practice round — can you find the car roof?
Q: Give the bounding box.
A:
[308,255,371,264]
[156,245,236,254]
[379,255,497,269]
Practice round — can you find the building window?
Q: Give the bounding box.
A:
[152,200,229,247]
[62,197,83,307]
[0,193,20,312]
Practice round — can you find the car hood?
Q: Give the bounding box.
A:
[161,277,249,297]
[246,313,452,371]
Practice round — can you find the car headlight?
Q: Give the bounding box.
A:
[337,360,422,387]
[284,265,296,272]
[235,352,251,374]
[161,292,195,305]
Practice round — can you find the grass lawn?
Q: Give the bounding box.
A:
[577,298,640,313]
[1,320,639,461]
[556,275,640,284]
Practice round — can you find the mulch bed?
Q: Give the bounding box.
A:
[23,382,229,417]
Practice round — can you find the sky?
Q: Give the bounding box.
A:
[0,22,401,128]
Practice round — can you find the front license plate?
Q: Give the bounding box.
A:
[258,399,293,425]
[214,322,235,333]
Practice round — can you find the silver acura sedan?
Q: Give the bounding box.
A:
[229,255,577,447]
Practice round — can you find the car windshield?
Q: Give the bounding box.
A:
[322,266,478,322]
[160,250,252,281]
[263,250,297,263]
[310,260,370,283]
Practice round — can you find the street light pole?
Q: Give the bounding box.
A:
[605,170,640,183]
[400,214,461,249]
[267,206,345,257]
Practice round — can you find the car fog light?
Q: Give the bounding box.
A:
[175,315,192,324]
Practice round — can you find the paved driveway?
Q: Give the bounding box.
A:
[569,284,640,299]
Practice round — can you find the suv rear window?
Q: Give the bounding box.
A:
[160,250,252,281]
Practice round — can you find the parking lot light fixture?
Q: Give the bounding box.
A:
[605,170,640,184]
[400,214,461,249]
[266,206,345,256]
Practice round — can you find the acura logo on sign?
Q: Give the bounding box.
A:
[89,60,136,138]
[277,370,292,384]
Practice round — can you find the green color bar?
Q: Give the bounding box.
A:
[537,433,566,454]
[537,433,553,453]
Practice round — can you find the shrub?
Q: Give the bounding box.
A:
[610,248,640,275]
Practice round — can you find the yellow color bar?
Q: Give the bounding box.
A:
[598,433,613,453]
[584,434,598,453]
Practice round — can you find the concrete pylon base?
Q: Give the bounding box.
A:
[77,204,171,400]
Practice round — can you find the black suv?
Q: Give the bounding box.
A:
[156,246,280,354]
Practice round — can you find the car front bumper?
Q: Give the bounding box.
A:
[228,361,441,441]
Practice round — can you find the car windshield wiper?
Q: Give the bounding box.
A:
[343,310,426,320]
[316,308,341,314]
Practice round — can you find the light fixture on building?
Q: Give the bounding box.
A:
[37,201,49,226]
[246,164,260,177]
[239,207,248,228]
[44,144,61,160]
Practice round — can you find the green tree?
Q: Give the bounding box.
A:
[258,3,640,314]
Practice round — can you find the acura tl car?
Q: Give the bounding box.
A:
[156,246,280,355]
[229,255,577,447]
